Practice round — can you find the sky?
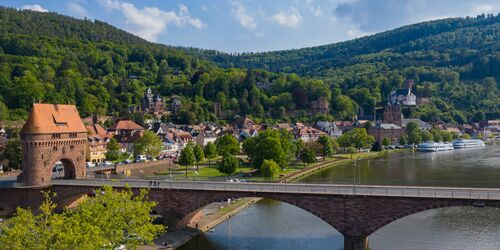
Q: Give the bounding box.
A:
[2,0,499,52]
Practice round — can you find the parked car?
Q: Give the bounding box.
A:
[85,162,95,168]
[135,155,147,163]
[102,161,113,166]
[123,159,133,164]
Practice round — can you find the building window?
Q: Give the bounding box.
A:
[70,145,74,150]
[53,146,58,151]
[69,133,77,138]
[52,134,61,139]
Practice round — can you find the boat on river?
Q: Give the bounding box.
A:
[452,139,485,149]
[417,141,454,152]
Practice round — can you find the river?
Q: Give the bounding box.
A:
[180,145,500,249]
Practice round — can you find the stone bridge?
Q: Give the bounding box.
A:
[2,179,500,250]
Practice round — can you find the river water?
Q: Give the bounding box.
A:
[180,145,500,249]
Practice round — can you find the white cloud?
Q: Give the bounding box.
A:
[272,7,302,28]
[97,0,206,42]
[347,28,370,38]
[21,4,48,12]
[68,2,89,18]
[230,1,257,30]
[306,0,323,17]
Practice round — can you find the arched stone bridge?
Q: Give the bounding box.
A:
[2,179,500,250]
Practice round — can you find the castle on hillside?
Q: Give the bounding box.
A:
[141,87,165,117]
[389,79,416,106]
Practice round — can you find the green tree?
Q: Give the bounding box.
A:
[217,153,238,177]
[133,131,163,158]
[408,131,422,145]
[338,128,375,150]
[252,137,286,170]
[399,136,407,145]
[179,146,194,178]
[215,134,240,155]
[260,159,280,179]
[317,135,334,159]
[405,121,420,134]
[193,144,204,171]
[382,137,390,146]
[0,101,9,120]
[4,139,22,170]
[294,139,305,160]
[421,130,434,142]
[203,142,217,167]
[105,138,120,161]
[300,148,316,164]
[0,186,164,249]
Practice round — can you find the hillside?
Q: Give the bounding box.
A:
[0,7,498,125]
[0,7,335,124]
[186,15,499,78]
[187,14,500,123]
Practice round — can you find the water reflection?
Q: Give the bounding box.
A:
[300,145,500,187]
[179,199,343,250]
[181,145,500,249]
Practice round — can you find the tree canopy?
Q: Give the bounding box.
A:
[0,186,164,250]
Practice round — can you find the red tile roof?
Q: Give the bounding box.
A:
[108,120,144,131]
[21,104,86,134]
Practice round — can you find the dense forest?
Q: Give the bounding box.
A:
[0,7,337,124]
[187,14,500,123]
[0,7,498,125]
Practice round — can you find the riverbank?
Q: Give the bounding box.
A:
[141,197,261,249]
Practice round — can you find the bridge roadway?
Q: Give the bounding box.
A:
[52,178,500,200]
[4,178,500,250]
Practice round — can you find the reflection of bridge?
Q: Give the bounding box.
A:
[2,179,500,250]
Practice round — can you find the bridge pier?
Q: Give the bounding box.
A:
[344,235,368,250]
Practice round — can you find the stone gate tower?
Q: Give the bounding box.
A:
[18,104,87,186]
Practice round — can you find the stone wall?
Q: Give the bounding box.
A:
[115,159,173,173]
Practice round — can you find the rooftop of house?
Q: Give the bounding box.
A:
[21,103,86,134]
[108,120,144,131]
[374,123,402,130]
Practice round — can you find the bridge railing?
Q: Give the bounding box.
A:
[51,179,500,201]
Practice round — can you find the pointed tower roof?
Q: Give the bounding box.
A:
[21,104,86,134]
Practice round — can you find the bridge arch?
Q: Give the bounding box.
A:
[369,202,500,236]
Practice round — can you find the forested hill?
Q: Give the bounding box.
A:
[0,7,149,45]
[185,14,499,77]
[186,14,500,124]
[0,7,337,125]
[0,7,498,125]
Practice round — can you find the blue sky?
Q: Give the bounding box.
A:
[2,0,499,52]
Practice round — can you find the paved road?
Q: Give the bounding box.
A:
[52,179,500,201]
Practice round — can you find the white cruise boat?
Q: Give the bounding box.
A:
[452,139,485,149]
[417,141,454,152]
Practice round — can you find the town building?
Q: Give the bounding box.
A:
[294,126,326,142]
[107,120,144,153]
[383,104,403,127]
[316,121,343,138]
[402,118,432,130]
[85,116,111,164]
[142,87,165,116]
[369,123,404,144]
[389,79,417,106]
[195,131,218,147]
